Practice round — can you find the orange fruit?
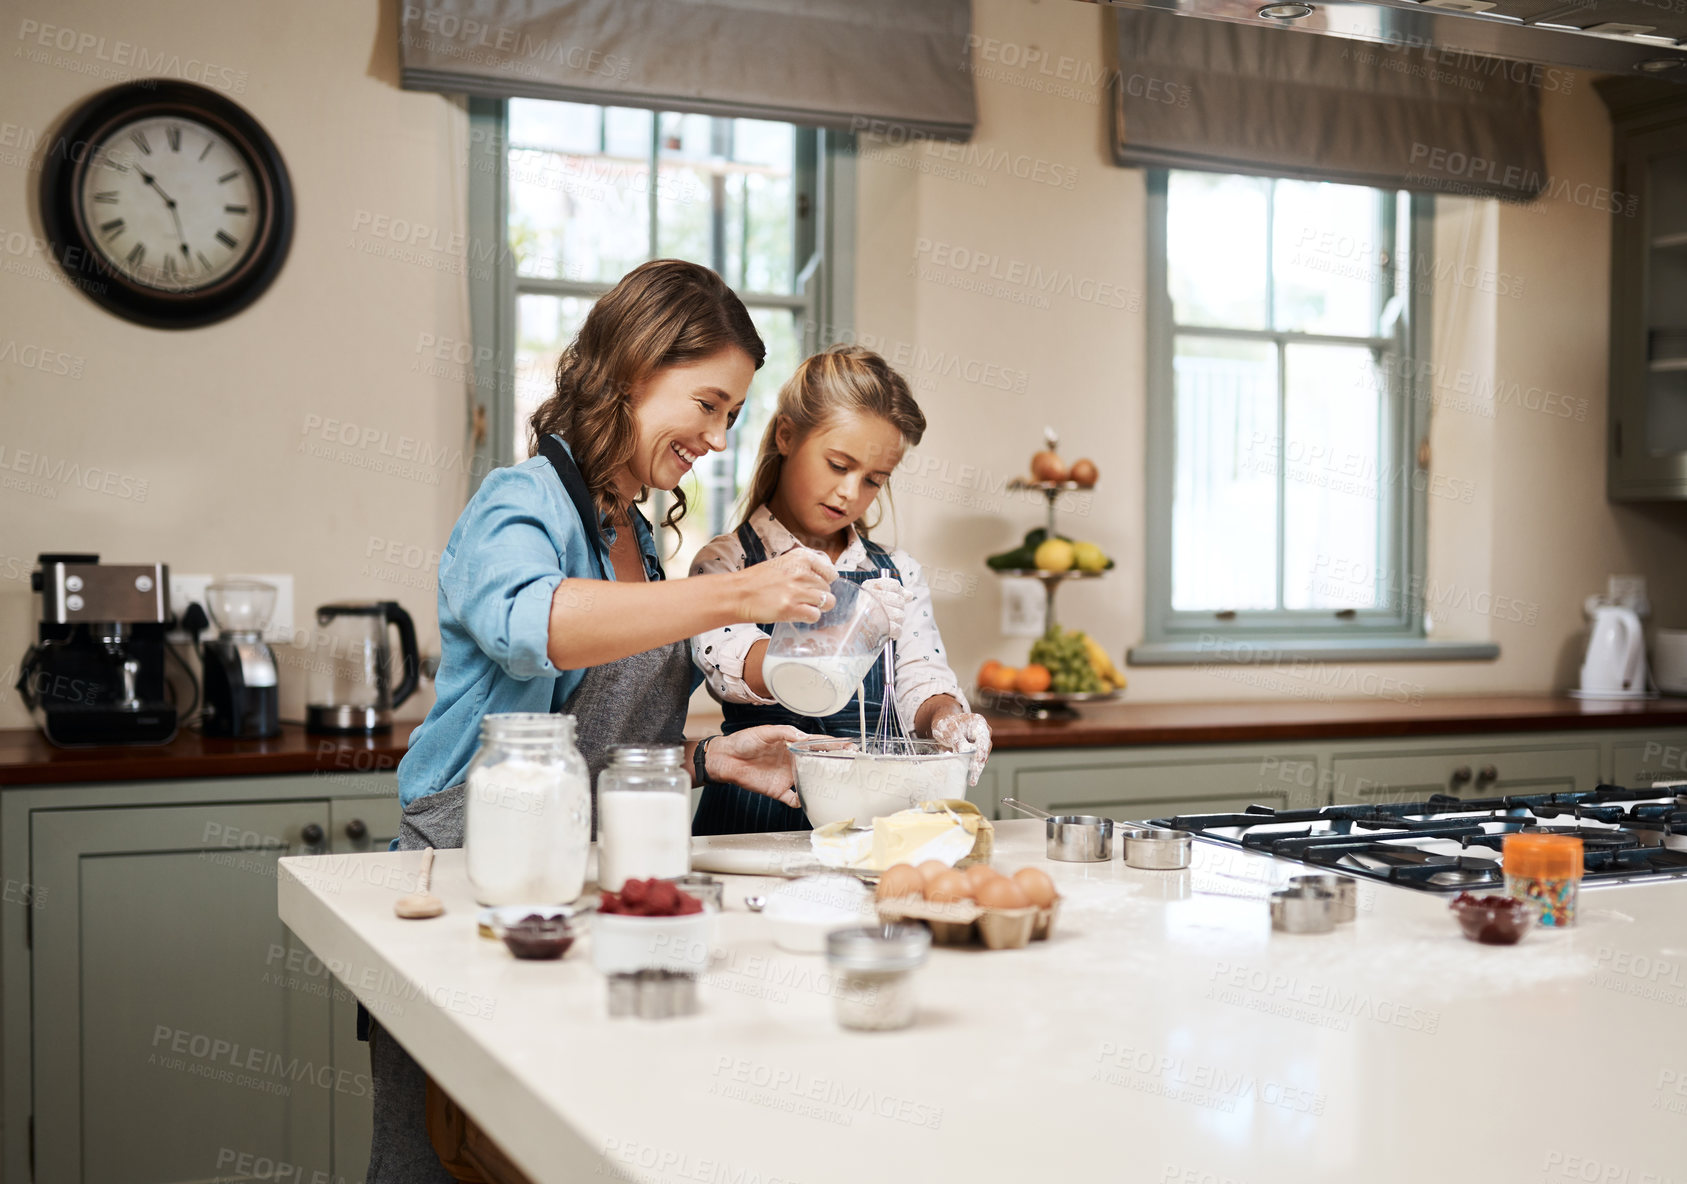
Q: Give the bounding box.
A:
[1015,663,1052,694]
[984,665,1019,692]
[978,659,1004,688]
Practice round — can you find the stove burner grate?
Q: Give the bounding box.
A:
[1154,784,1687,893]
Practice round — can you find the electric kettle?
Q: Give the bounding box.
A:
[1576,603,1650,699]
[305,600,420,733]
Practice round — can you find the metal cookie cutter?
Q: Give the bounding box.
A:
[1271,885,1335,934]
[1289,874,1357,922]
[607,970,699,1019]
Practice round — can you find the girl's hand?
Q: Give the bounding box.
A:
[859,577,913,646]
[734,548,837,623]
[704,725,812,806]
[930,710,993,786]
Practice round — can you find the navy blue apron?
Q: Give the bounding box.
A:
[690,522,900,836]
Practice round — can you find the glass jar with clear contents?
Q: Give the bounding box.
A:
[596,744,691,892]
[464,713,590,905]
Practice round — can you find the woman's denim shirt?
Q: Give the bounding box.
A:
[395,436,692,806]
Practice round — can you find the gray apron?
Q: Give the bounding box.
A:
[369,637,692,1181]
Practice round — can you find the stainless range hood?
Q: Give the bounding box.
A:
[1089,0,1687,77]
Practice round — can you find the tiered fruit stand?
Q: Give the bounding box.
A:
[975,478,1123,722]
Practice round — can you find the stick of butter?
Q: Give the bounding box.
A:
[811,802,993,871]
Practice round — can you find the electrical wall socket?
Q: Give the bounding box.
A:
[1000,577,1046,638]
[167,572,294,644]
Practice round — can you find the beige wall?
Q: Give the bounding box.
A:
[858,0,1687,703]
[1,0,469,728]
[6,0,1687,735]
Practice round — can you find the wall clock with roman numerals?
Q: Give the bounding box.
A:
[39,80,293,329]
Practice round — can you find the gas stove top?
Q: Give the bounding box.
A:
[1153,786,1687,893]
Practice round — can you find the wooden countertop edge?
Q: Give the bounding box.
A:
[0,722,406,787]
[7,697,1687,784]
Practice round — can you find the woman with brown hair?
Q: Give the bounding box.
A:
[373,260,835,1181]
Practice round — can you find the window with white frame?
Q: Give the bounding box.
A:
[1141,169,1432,653]
[472,98,850,574]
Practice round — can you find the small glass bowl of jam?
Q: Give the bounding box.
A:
[1449,892,1544,946]
[499,913,576,960]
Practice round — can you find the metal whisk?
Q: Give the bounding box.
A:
[869,566,909,754]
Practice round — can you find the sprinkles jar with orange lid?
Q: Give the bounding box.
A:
[1502,833,1583,927]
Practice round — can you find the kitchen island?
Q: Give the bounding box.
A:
[277,820,1687,1184]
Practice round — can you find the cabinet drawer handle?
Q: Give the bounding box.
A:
[345,818,368,840]
[1449,766,1472,787]
[1476,765,1499,786]
[301,823,325,846]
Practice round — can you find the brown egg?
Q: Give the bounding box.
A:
[976,878,1031,910]
[928,870,975,904]
[876,864,926,901]
[963,863,1002,892]
[1012,867,1058,909]
[917,859,951,887]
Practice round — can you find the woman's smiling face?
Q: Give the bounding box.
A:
[623,347,756,495]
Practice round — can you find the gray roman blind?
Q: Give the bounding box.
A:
[400,0,976,140]
[1111,9,1546,199]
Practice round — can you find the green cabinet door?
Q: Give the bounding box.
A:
[326,793,402,1184]
[1001,753,1322,822]
[31,801,335,1184]
[1612,733,1687,788]
[1329,743,1602,803]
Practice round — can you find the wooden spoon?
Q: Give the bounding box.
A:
[394,847,444,919]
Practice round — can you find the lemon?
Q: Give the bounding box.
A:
[1033,538,1075,572]
[1073,542,1107,573]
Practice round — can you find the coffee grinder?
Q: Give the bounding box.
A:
[198,580,281,738]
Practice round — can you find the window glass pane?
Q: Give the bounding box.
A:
[1272,180,1384,337]
[740,306,801,484]
[655,113,715,268]
[509,99,600,154]
[1171,336,1279,611]
[1167,171,1267,329]
[737,120,796,292]
[513,294,592,461]
[1281,344,1383,610]
[509,102,651,283]
[604,107,651,158]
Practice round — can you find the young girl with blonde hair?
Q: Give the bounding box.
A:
[690,345,992,834]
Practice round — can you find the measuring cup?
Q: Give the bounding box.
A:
[1000,797,1115,862]
[763,578,890,717]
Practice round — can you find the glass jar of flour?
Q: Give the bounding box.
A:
[464,712,590,905]
[596,744,691,892]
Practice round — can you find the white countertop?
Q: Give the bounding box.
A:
[278,821,1687,1184]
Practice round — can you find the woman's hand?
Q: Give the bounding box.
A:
[930,708,993,786]
[734,548,837,624]
[704,725,811,807]
[859,577,913,647]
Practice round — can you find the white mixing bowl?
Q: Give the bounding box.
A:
[789,738,969,827]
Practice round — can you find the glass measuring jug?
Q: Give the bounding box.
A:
[762,578,889,718]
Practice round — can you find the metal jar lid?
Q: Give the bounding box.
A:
[826,924,931,973]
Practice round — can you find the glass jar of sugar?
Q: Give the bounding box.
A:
[464,713,590,906]
[596,744,691,892]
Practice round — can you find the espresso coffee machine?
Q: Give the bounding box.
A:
[17,553,179,746]
[198,580,281,738]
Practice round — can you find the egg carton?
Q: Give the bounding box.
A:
[875,896,1061,949]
